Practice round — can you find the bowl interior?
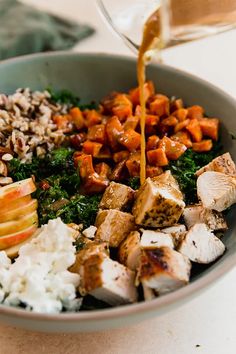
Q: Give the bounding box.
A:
[0,52,235,331]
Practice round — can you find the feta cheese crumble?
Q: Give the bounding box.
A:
[0,218,81,313]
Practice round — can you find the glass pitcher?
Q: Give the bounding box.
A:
[97,0,236,53]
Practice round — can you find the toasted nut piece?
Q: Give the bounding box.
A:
[0,177,13,186]
[1,153,13,162]
[0,161,7,177]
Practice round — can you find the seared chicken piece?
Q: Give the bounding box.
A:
[139,247,191,295]
[153,170,183,200]
[99,181,134,210]
[196,152,236,177]
[161,224,187,247]
[140,230,174,249]
[118,231,141,271]
[95,209,135,247]
[197,171,236,212]
[82,225,97,239]
[183,205,227,231]
[132,175,185,227]
[80,253,138,305]
[178,223,225,264]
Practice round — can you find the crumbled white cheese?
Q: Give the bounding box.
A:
[0,218,81,313]
[82,225,97,239]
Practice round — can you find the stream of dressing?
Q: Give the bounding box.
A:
[137,9,163,185]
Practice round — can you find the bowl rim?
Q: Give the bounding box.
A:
[0,50,236,323]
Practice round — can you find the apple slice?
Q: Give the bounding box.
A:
[5,228,40,258]
[0,195,32,214]
[0,211,38,237]
[0,199,38,223]
[0,178,36,206]
[0,225,38,250]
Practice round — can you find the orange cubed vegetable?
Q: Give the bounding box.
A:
[113,150,130,163]
[123,116,140,131]
[171,131,192,148]
[158,136,187,160]
[129,81,155,106]
[70,132,87,149]
[118,129,141,151]
[161,116,178,127]
[170,98,183,111]
[95,146,112,160]
[74,154,95,178]
[111,94,133,122]
[87,124,106,144]
[126,152,141,177]
[199,118,219,140]
[53,114,71,132]
[186,118,202,142]
[146,165,163,178]
[110,160,127,181]
[173,108,188,121]
[146,135,160,151]
[147,148,169,166]
[192,139,213,152]
[84,109,102,127]
[106,116,123,151]
[174,119,190,133]
[82,140,103,157]
[187,105,204,119]
[84,173,109,194]
[149,94,170,117]
[95,162,111,178]
[145,114,160,135]
[69,107,85,130]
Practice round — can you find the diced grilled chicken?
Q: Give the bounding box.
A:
[197,171,236,212]
[70,240,109,274]
[153,170,183,200]
[178,223,225,264]
[161,224,187,247]
[183,205,227,231]
[82,225,97,239]
[80,253,138,305]
[139,247,191,295]
[99,181,134,211]
[132,175,185,228]
[140,230,174,249]
[196,152,236,177]
[142,284,156,301]
[95,209,135,247]
[118,231,141,271]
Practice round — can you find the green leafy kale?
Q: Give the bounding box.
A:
[169,141,222,204]
[47,88,97,110]
[126,177,140,190]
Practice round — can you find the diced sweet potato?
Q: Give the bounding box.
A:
[95,162,111,178]
[69,107,85,130]
[174,119,190,133]
[149,94,170,117]
[87,124,106,144]
[53,114,72,132]
[187,105,204,119]
[186,119,202,142]
[147,148,169,166]
[161,116,178,127]
[113,150,130,163]
[126,152,141,177]
[70,132,87,149]
[173,108,188,121]
[118,129,141,151]
[158,136,187,160]
[192,139,213,152]
[170,98,184,111]
[171,131,192,148]
[123,116,140,131]
[129,81,155,106]
[83,173,109,194]
[84,109,102,127]
[111,94,133,122]
[75,154,95,178]
[146,135,160,151]
[106,116,123,151]
[146,165,163,178]
[199,118,219,140]
[110,160,128,181]
[82,140,103,157]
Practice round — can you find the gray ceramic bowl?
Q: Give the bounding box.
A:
[0,52,235,333]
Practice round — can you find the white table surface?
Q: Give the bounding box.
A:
[0,1,236,353]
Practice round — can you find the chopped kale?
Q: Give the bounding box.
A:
[47,88,97,110]
[126,177,140,190]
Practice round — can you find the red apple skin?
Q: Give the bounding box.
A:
[0,195,32,214]
[0,178,36,206]
[0,199,38,223]
[5,230,40,258]
[0,211,38,237]
[0,225,38,250]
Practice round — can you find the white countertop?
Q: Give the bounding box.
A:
[0,1,236,353]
